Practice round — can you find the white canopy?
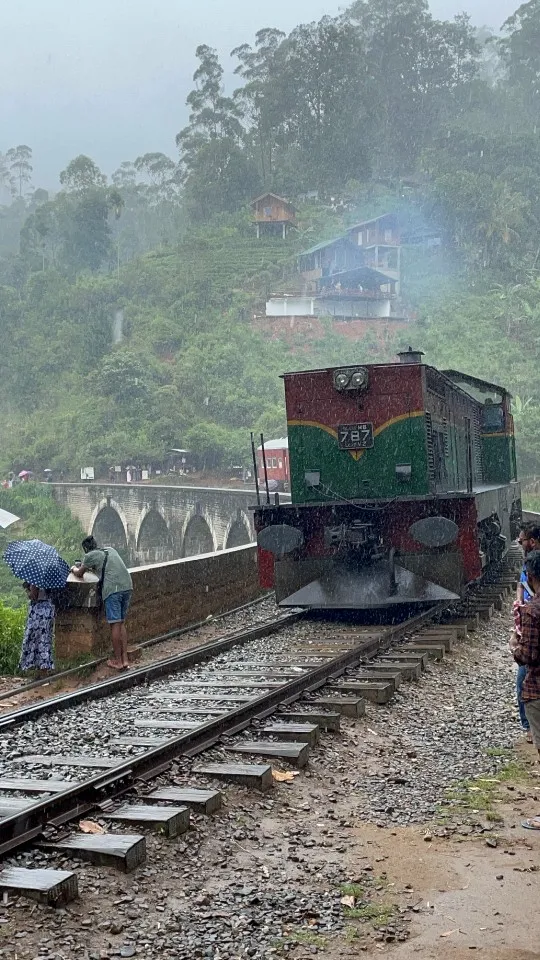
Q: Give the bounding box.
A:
[0,508,21,529]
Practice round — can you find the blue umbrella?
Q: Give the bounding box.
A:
[4,539,70,590]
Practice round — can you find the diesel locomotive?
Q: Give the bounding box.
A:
[254,349,521,611]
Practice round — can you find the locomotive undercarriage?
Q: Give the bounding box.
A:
[256,489,520,612]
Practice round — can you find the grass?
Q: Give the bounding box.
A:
[485,811,505,823]
[340,883,365,898]
[0,602,27,674]
[0,485,86,675]
[343,903,396,926]
[284,930,328,948]
[436,755,536,826]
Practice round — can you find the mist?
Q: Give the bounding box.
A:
[1,0,520,187]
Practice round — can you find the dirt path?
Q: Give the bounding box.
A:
[336,817,540,959]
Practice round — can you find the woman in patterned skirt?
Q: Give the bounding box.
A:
[19,582,55,673]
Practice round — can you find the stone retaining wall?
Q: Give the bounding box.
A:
[55,544,263,659]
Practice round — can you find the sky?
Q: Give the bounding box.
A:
[0,0,520,188]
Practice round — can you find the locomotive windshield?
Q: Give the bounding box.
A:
[482,400,504,432]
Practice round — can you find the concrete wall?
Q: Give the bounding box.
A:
[56,543,263,659]
[266,296,392,319]
[51,483,260,567]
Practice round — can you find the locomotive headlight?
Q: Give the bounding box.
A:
[350,368,368,389]
[334,366,368,391]
[334,371,350,390]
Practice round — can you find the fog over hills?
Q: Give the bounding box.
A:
[1,0,519,187]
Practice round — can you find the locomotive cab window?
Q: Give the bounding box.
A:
[482,400,504,432]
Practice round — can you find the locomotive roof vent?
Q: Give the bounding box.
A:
[398,346,425,364]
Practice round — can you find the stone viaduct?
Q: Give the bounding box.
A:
[51,483,264,566]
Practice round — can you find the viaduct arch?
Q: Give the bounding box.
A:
[51,483,271,567]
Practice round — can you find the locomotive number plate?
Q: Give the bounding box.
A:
[338,422,374,450]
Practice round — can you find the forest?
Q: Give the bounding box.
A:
[1,0,540,475]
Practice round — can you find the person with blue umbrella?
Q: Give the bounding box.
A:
[4,539,69,674]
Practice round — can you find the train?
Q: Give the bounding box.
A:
[254,348,521,611]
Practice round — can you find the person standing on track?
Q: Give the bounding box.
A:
[70,536,133,671]
[514,524,540,740]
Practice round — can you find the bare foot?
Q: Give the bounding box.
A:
[106,659,126,671]
[122,661,131,669]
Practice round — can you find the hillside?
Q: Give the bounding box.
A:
[1,0,540,474]
[0,199,410,478]
[1,194,540,477]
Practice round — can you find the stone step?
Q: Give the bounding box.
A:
[226,740,309,768]
[155,708,220,719]
[192,763,273,791]
[312,697,366,718]
[134,719,203,731]
[474,591,504,609]
[147,787,222,814]
[329,680,393,704]
[278,710,341,732]
[379,651,428,669]
[209,670,308,679]
[440,614,479,631]
[102,804,190,838]
[350,668,402,690]
[230,660,324,669]
[0,778,80,793]
[148,693,255,703]
[418,631,456,651]
[0,798,33,817]
[115,737,171,748]
[403,641,445,660]
[0,867,78,906]
[168,679,282,689]
[258,723,320,746]
[23,754,119,769]
[467,603,494,621]
[371,659,421,680]
[480,584,511,598]
[429,622,467,639]
[40,833,146,872]
[143,706,228,715]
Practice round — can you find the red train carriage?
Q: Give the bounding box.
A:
[254,350,521,611]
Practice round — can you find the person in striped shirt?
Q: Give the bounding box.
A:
[513,524,540,740]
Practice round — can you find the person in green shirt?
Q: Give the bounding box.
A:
[71,536,133,670]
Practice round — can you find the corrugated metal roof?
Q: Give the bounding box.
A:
[299,235,348,256]
[347,213,396,232]
[257,438,289,451]
[251,192,295,209]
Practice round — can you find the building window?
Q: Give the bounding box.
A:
[357,232,363,246]
[278,459,283,468]
[264,206,272,217]
[384,229,393,243]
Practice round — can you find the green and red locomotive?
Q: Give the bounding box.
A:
[254,349,521,610]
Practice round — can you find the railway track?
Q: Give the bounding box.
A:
[0,551,521,906]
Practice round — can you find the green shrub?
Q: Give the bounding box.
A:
[0,485,85,609]
[0,601,26,674]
